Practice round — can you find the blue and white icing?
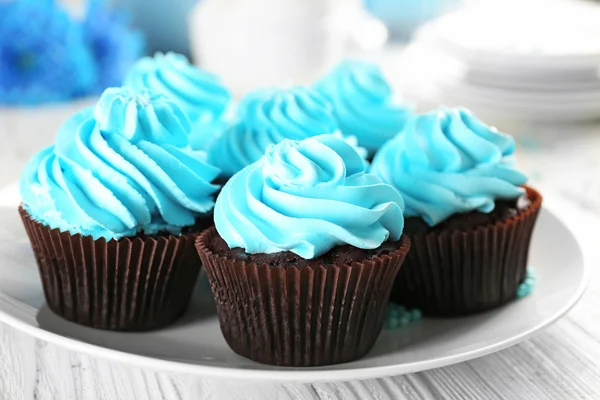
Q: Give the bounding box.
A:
[208,87,339,178]
[314,60,412,154]
[124,52,232,150]
[370,107,527,226]
[214,134,405,259]
[20,87,220,240]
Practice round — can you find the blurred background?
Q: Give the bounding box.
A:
[2,0,600,209]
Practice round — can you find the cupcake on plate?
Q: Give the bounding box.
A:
[370,107,542,316]
[196,134,411,367]
[124,52,232,151]
[314,60,413,157]
[207,86,340,179]
[19,87,220,330]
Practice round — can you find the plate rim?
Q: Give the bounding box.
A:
[0,189,591,383]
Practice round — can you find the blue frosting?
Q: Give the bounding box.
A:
[124,52,232,150]
[20,87,220,240]
[214,134,405,259]
[208,87,339,178]
[332,131,368,161]
[314,60,412,154]
[370,107,527,226]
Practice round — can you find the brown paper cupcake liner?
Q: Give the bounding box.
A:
[195,228,411,367]
[19,206,202,331]
[391,186,543,316]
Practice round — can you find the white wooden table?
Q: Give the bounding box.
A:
[1,108,600,399]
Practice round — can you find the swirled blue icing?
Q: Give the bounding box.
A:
[124,52,232,150]
[332,131,368,161]
[370,107,527,226]
[314,60,412,154]
[208,87,339,178]
[20,87,220,239]
[214,134,405,259]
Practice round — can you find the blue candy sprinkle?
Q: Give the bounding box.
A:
[384,303,421,330]
[410,309,422,321]
[399,316,411,327]
[386,269,537,329]
[516,269,536,299]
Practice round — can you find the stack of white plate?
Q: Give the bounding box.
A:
[395,0,600,122]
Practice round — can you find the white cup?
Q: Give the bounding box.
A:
[189,0,357,96]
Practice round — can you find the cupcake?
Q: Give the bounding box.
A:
[314,60,413,156]
[207,86,339,179]
[196,134,411,367]
[370,107,542,316]
[19,87,220,330]
[124,52,232,151]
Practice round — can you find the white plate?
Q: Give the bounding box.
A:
[0,196,588,383]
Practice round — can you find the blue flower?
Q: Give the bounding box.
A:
[83,0,145,94]
[0,0,96,105]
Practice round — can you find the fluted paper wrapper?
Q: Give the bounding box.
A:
[19,206,201,331]
[196,228,411,367]
[392,186,543,316]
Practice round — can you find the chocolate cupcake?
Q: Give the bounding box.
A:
[196,134,411,367]
[314,60,413,157]
[371,107,542,316]
[124,52,233,151]
[19,87,220,330]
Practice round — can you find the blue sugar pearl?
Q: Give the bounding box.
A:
[385,317,399,330]
[516,269,536,299]
[517,282,532,299]
[525,279,535,286]
[384,303,422,330]
[398,315,411,327]
[391,308,403,318]
[410,309,422,321]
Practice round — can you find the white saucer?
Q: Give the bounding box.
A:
[415,0,600,69]
[396,0,600,123]
[0,196,588,383]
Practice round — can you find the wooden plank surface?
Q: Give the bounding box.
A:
[2,299,600,400]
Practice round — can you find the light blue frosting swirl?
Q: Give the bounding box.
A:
[20,87,220,240]
[214,134,405,259]
[124,52,232,150]
[314,60,413,154]
[370,107,527,226]
[207,87,339,178]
